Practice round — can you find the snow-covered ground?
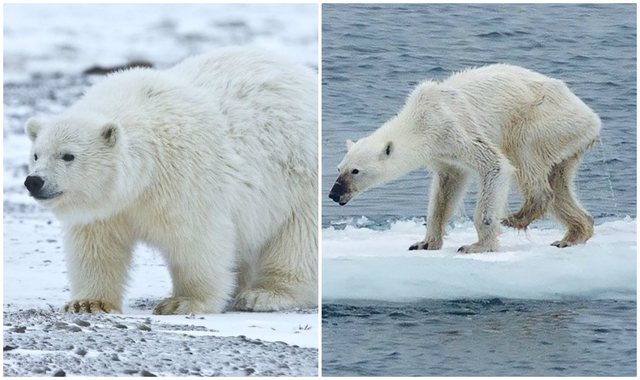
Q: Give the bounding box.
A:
[323,217,637,301]
[4,3,318,376]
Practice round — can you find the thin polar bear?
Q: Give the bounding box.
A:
[24,48,318,314]
[329,64,600,253]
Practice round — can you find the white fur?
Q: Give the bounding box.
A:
[26,48,318,314]
[332,64,600,252]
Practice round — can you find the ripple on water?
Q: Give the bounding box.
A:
[323,299,637,376]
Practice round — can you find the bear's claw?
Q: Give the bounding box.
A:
[153,297,207,315]
[62,299,119,314]
[408,239,442,251]
[409,242,425,250]
[457,242,497,253]
[501,216,531,230]
[551,240,571,248]
[235,288,297,312]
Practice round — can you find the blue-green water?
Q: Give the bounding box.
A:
[323,299,636,376]
[322,3,636,376]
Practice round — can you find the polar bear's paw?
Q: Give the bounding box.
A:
[153,297,207,315]
[551,240,572,248]
[234,288,297,312]
[502,214,531,230]
[408,239,442,251]
[457,242,498,254]
[62,299,119,314]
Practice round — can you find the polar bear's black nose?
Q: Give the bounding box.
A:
[24,175,45,194]
[329,181,345,203]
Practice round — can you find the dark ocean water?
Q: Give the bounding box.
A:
[323,299,636,376]
[321,4,636,376]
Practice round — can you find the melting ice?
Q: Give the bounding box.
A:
[323,217,636,301]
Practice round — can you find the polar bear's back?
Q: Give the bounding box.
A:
[169,49,316,133]
[443,64,571,109]
[167,48,318,176]
[166,49,317,238]
[403,64,600,168]
[439,64,600,143]
[445,64,595,114]
[446,64,549,85]
[171,48,316,94]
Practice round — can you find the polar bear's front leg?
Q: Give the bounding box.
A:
[457,141,512,253]
[63,220,134,314]
[410,165,469,251]
[153,237,236,315]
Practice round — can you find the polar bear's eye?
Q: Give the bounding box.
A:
[34,154,38,161]
[62,154,75,162]
[351,169,360,175]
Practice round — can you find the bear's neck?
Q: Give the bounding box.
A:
[374,113,428,176]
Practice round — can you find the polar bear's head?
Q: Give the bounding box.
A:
[328,137,396,205]
[24,114,122,221]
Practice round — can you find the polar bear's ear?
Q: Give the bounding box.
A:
[25,118,43,141]
[346,139,355,151]
[381,142,393,159]
[100,122,119,147]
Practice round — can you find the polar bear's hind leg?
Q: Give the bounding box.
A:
[235,209,317,311]
[502,157,554,230]
[548,153,594,247]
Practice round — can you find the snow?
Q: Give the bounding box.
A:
[3,3,318,376]
[4,3,318,82]
[323,217,636,301]
[148,313,315,348]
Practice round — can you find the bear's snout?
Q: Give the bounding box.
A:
[329,180,349,205]
[24,175,45,195]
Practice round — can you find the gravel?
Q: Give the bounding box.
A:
[3,308,317,376]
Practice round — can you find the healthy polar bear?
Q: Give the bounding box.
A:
[329,64,600,253]
[24,49,318,314]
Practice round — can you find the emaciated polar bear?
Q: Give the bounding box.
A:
[329,64,599,253]
[24,49,318,314]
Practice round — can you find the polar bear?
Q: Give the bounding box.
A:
[329,64,599,253]
[24,49,318,314]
